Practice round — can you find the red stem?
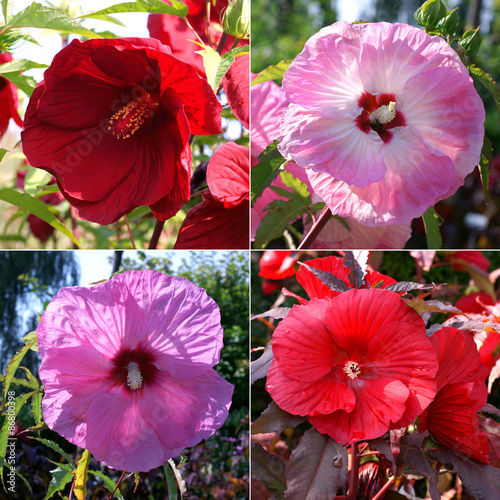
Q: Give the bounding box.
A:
[149,218,165,249]
[371,476,395,500]
[349,442,359,499]
[124,215,136,249]
[297,207,332,250]
[108,470,126,500]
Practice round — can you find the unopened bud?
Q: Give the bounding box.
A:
[414,0,447,29]
[437,9,460,36]
[460,28,482,57]
[222,0,249,39]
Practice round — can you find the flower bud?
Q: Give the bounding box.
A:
[437,9,460,36]
[222,0,250,39]
[460,28,482,57]
[414,0,447,28]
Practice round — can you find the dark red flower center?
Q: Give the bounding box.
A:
[108,94,158,140]
[110,345,158,390]
[355,92,406,144]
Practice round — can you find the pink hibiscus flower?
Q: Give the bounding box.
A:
[419,327,490,463]
[175,142,249,249]
[266,288,438,444]
[37,270,233,472]
[278,22,484,226]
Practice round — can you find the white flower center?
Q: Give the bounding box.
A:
[343,360,361,379]
[370,101,396,125]
[126,362,143,390]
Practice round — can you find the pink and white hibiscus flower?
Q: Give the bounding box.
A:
[278,22,484,226]
[37,270,233,472]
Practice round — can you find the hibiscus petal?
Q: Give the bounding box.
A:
[310,377,409,445]
[174,194,249,249]
[222,54,249,129]
[266,358,356,416]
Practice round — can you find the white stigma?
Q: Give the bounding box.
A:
[126,362,143,390]
[370,101,396,125]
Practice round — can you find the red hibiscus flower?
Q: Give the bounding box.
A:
[419,327,490,463]
[175,141,249,249]
[0,53,22,138]
[455,292,495,315]
[21,38,222,225]
[259,251,297,281]
[16,169,64,243]
[446,251,490,272]
[474,328,500,372]
[266,288,438,445]
[222,54,249,129]
[148,0,246,75]
[282,255,397,304]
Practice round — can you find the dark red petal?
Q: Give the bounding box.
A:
[258,251,296,280]
[174,194,249,249]
[207,142,249,206]
[222,54,249,129]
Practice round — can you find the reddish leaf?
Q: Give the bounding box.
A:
[252,402,306,435]
[251,442,287,496]
[251,345,274,384]
[400,445,440,500]
[284,428,347,500]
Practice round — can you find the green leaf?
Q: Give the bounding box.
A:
[0,28,40,52]
[81,13,125,26]
[0,189,82,248]
[0,457,33,493]
[479,135,492,204]
[468,63,500,124]
[73,450,90,500]
[8,2,101,38]
[0,71,37,96]
[251,59,292,86]
[87,470,124,499]
[2,338,37,412]
[224,45,249,58]
[279,171,310,204]
[197,46,221,92]
[16,366,39,391]
[422,207,442,249]
[44,467,74,500]
[251,140,287,206]
[0,58,48,73]
[2,0,12,23]
[0,391,37,484]
[21,331,38,352]
[23,167,52,196]
[79,0,188,18]
[163,459,187,499]
[29,437,75,465]
[30,391,43,424]
[0,149,7,162]
[214,51,236,90]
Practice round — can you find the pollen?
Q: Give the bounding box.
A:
[108,97,154,139]
[126,362,143,390]
[370,101,396,125]
[343,360,361,380]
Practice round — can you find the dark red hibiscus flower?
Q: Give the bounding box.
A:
[175,141,249,249]
[21,38,222,225]
[419,327,490,463]
[16,169,64,243]
[267,288,438,445]
[474,328,500,372]
[222,54,249,129]
[282,255,397,304]
[148,0,247,76]
[0,53,23,138]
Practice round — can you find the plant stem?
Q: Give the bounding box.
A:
[297,206,332,250]
[183,16,206,47]
[149,218,165,249]
[108,470,126,500]
[191,187,210,199]
[217,32,228,55]
[349,442,359,500]
[124,215,136,249]
[371,476,395,500]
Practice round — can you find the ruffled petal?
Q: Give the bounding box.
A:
[222,55,249,129]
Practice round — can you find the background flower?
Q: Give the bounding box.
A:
[21,37,222,225]
[0,52,22,138]
[278,22,484,226]
[419,327,490,463]
[175,142,249,249]
[37,270,233,472]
